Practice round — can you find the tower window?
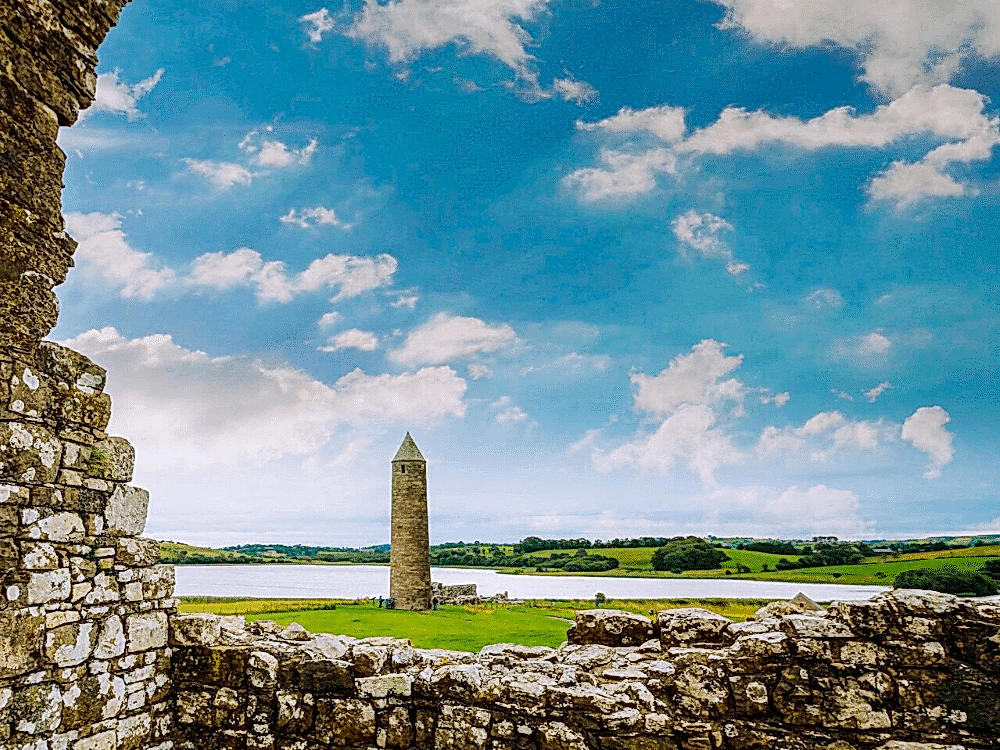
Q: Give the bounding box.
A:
[400,464,406,474]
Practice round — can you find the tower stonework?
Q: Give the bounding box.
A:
[390,432,431,610]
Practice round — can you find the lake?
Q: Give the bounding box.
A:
[173,564,890,602]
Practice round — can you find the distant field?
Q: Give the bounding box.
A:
[522,546,798,573]
[177,597,774,651]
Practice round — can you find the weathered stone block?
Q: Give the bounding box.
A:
[93,614,126,659]
[297,658,355,694]
[45,621,96,666]
[568,609,656,647]
[0,420,61,483]
[9,683,62,735]
[127,611,169,652]
[117,536,160,567]
[658,608,732,648]
[87,436,134,482]
[172,613,223,647]
[0,608,45,678]
[314,698,376,745]
[27,566,71,603]
[357,673,413,698]
[104,484,148,536]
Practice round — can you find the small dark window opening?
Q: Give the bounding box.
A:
[400,464,406,474]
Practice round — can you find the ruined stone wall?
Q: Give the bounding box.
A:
[1,2,178,749]
[0,0,130,353]
[0,343,177,750]
[170,590,1000,750]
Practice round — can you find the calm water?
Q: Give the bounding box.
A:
[173,564,890,602]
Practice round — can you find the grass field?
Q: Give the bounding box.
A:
[178,597,774,651]
[521,546,800,573]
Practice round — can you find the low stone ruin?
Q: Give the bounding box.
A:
[168,590,1000,750]
[430,582,521,606]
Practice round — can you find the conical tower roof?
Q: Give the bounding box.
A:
[392,432,425,462]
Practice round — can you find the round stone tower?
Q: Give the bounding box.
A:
[390,432,431,610]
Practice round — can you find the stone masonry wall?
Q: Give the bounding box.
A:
[170,590,1000,750]
[0,343,177,750]
[1,2,178,750]
[0,0,130,353]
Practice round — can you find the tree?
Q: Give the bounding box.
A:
[651,537,729,572]
[895,566,998,596]
[981,559,1000,578]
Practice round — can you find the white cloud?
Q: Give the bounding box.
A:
[631,339,744,417]
[185,249,398,304]
[492,396,528,425]
[705,484,871,539]
[344,0,546,79]
[711,0,1000,97]
[757,410,889,461]
[63,212,175,300]
[805,288,844,309]
[550,77,599,105]
[901,405,955,479]
[760,391,790,407]
[281,206,352,230]
[391,294,420,310]
[61,327,466,468]
[318,312,342,328]
[563,148,677,202]
[864,381,893,403]
[671,210,749,276]
[319,329,379,352]
[390,313,517,366]
[519,352,611,377]
[569,85,1000,207]
[182,158,255,188]
[248,138,319,168]
[594,404,741,484]
[300,8,335,44]
[588,340,745,484]
[834,331,892,364]
[188,248,262,290]
[79,69,164,120]
[467,363,493,380]
[577,105,687,143]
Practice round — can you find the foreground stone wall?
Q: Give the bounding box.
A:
[0,2,178,748]
[170,590,1000,750]
[0,0,130,352]
[0,343,177,750]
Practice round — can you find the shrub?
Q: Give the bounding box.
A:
[981,559,1000,578]
[894,566,998,596]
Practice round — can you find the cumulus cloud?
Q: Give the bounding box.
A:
[760,391,790,407]
[391,294,420,310]
[280,206,352,230]
[901,405,955,479]
[671,210,749,276]
[711,0,1000,97]
[79,69,164,120]
[300,8,335,44]
[341,0,595,103]
[242,135,318,168]
[864,381,893,403]
[568,85,1000,207]
[467,363,493,380]
[317,312,342,328]
[562,148,677,202]
[63,212,175,300]
[390,313,517,366]
[61,327,466,468]
[182,159,255,188]
[319,329,380,352]
[186,248,398,304]
[588,340,746,484]
[492,396,529,425]
[757,410,888,462]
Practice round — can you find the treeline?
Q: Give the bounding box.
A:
[895,559,1000,596]
[651,537,729,572]
[773,543,867,570]
[513,536,700,554]
[432,545,619,572]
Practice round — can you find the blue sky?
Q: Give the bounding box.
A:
[55,0,1000,546]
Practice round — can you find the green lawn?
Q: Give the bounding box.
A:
[178,597,774,651]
